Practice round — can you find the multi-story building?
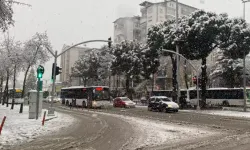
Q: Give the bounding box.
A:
[111,1,199,90]
[139,0,197,43]
[113,16,141,44]
[60,45,91,85]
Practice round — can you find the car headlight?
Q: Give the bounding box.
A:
[93,101,97,106]
[168,104,173,108]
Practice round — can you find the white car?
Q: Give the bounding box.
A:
[148,96,179,112]
[45,96,58,103]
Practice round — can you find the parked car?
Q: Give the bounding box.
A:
[148,96,179,112]
[140,96,148,104]
[44,96,57,103]
[55,97,62,102]
[113,97,136,108]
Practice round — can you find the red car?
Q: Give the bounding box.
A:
[113,97,136,108]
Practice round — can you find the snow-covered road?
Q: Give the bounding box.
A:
[89,110,218,149]
[0,105,75,148]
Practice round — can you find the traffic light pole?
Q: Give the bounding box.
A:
[36,78,40,119]
[162,49,200,110]
[49,51,57,115]
[46,39,112,115]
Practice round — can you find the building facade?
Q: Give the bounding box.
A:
[113,16,141,44]
[139,0,197,43]
[60,45,91,84]
[111,1,199,90]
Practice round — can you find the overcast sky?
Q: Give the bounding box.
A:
[6,0,250,84]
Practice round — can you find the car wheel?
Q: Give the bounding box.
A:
[148,106,152,111]
[222,101,229,107]
[159,107,163,112]
[82,101,86,108]
[175,110,179,113]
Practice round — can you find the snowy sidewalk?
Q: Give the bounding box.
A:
[0,104,75,148]
[181,109,250,118]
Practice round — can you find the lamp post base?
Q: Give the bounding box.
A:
[47,107,55,116]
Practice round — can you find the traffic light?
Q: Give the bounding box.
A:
[37,65,44,79]
[193,76,202,87]
[108,37,111,48]
[192,76,197,85]
[51,63,62,80]
[56,66,62,75]
[51,63,55,80]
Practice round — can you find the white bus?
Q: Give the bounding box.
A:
[187,88,250,107]
[8,88,24,104]
[61,86,111,108]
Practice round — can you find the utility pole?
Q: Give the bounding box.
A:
[176,0,180,104]
[242,0,250,112]
[36,65,44,119]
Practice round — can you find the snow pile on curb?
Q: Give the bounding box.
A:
[0,105,75,148]
[90,111,217,149]
[181,109,250,118]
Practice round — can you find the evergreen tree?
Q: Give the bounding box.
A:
[110,40,143,99]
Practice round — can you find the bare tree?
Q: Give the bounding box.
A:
[21,32,52,98]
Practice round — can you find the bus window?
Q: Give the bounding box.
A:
[246,89,250,102]
[189,90,197,99]
[93,88,110,100]
[9,89,22,99]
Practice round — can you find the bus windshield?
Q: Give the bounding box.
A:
[93,88,110,100]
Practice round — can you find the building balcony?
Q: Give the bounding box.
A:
[140,17,147,24]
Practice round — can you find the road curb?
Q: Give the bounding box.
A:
[222,107,250,112]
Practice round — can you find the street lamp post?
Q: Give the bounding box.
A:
[242,0,250,112]
[176,0,180,104]
[46,39,112,115]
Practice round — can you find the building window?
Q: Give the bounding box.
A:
[169,3,174,7]
[167,7,175,16]
[148,6,153,13]
[159,8,163,13]
[142,11,147,18]
[166,15,175,20]
[181,8,188,15]
[134,23,140,28]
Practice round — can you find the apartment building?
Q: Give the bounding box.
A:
[60,45,91,85]
[113,16,141,44]
[139,0,197,43]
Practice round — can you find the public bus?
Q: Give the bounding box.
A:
[151,90,188,101]
[187,88,250,107]
[8,88,24,104]
[61,86,111,108]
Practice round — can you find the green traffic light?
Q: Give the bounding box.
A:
[38,73,43,79]
[37,65,45,79]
